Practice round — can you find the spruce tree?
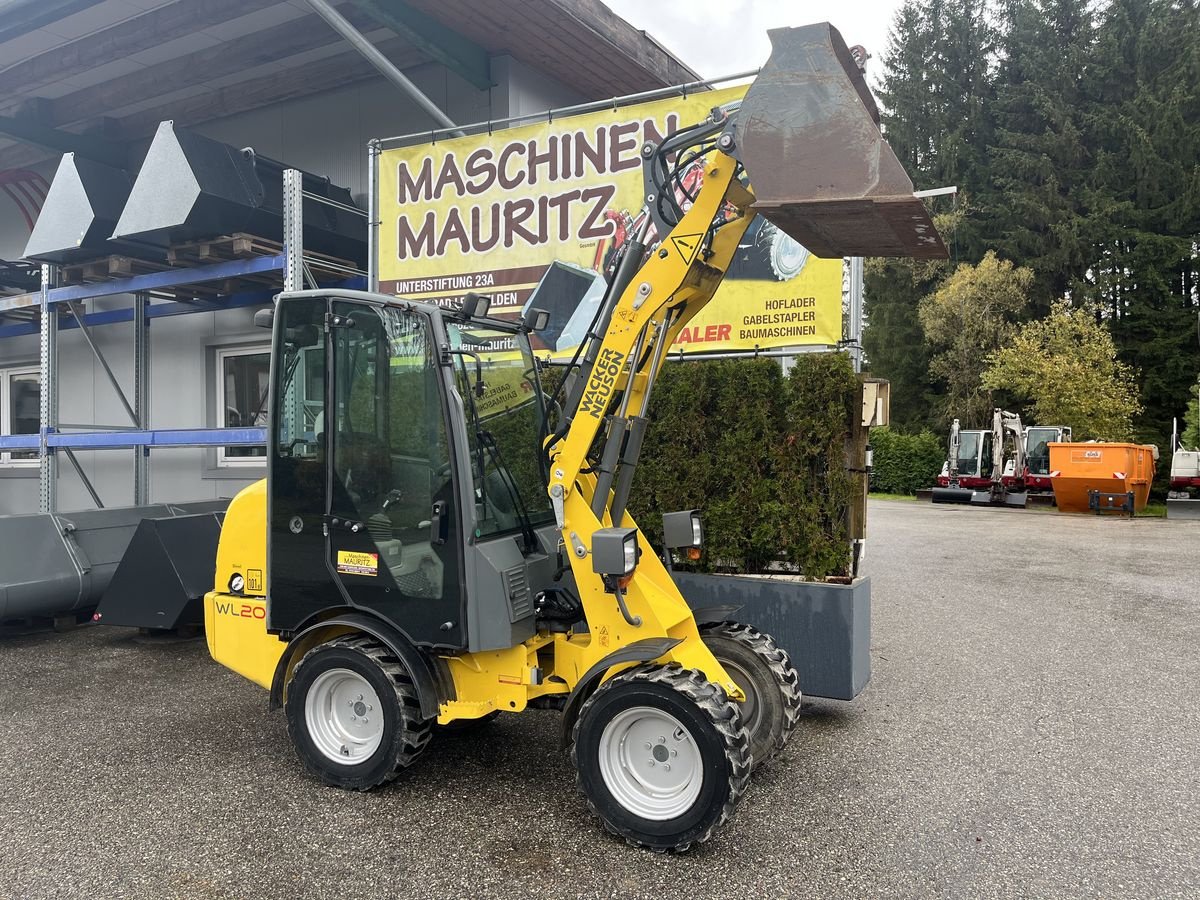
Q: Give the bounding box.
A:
[864,0,992,430]
[864,0,943,431]
[986,0,1095,313]
[1081,0,1200,445]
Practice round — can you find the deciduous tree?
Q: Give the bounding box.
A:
[918,251,1031,425]
[982,300,1142,440]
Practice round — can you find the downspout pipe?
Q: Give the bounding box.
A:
[305,0,465,136]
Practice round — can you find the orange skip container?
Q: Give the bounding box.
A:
[1048,442,1157,513]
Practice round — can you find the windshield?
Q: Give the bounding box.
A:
[957,431,981,476]
[1025,427,1057,475]
[448,322,554,541]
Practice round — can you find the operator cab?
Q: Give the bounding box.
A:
[1024,426,1071,477]
[938,428,993,486]
[266,290,558,654]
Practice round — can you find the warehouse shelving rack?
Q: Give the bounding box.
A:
[0,170,365,512]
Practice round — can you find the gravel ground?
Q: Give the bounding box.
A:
[1,499,1198,899]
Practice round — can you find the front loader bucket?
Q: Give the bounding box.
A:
[735,23,947,259]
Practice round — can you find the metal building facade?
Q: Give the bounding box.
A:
[0,1,693,515]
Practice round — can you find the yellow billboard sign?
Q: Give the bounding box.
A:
[378,86,842,354]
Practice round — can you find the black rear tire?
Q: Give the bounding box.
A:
[701,621,802,768]
[570,663,751,852]
[284,634,432,790]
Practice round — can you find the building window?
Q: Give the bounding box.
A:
[216,346,270,466]
[1,366,40,467]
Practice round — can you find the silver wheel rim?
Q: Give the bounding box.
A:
[720,658,761,736]
[597,706,704,820]
[769,230,810,280]
[304,668,384,765]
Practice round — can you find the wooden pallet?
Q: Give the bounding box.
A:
[60,255,171,286]
[167,232,361,281]
[57,234,360,294]
[166,232,273,266]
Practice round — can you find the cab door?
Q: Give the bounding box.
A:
[324,300,466,648]
[267,294,466,649]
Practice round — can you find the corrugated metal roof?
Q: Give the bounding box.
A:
[0,0,699,171]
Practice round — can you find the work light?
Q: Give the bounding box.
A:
[662,509,703,549]
[522,306,551,332]
[591,527,639,578]
[461,292,491,319]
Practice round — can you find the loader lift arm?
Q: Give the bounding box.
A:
[546,108,755,527]
[539,24,945,693]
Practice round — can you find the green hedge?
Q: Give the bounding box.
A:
[868,427,945,495]
[628,354,860,580]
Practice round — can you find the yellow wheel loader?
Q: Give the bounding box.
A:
[203,22,945,851]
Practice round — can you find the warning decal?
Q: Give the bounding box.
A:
[670,232,703,262]
[337,550,379,576]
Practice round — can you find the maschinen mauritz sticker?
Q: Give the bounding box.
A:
[336,550,379,576]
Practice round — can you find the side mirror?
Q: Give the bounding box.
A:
[254,307,275,329]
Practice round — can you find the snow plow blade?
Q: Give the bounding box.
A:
[970,490,1028,509]
[737,23,948,260]
[931,488,974,505]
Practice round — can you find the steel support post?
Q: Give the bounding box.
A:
[133,291,149,504]
[283,168,304,293]
[38,263,58,513]
[847,256,864,373]
[368,139,380,291]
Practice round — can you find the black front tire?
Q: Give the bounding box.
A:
[701,621,802,769]
[571,663,751,852]
[284,634,432,791]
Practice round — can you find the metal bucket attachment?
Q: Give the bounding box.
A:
[23,154,157,264]
[735,23,947,259]
[0,500,230,626]
[111,121,367,265]
[94,513,224,630]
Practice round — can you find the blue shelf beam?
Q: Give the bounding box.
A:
[0,276,366,338]
[0,428,267,451]
[46,253,286,305]
[0,253,289,318]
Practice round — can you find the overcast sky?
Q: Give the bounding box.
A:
[603,0,904,87]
